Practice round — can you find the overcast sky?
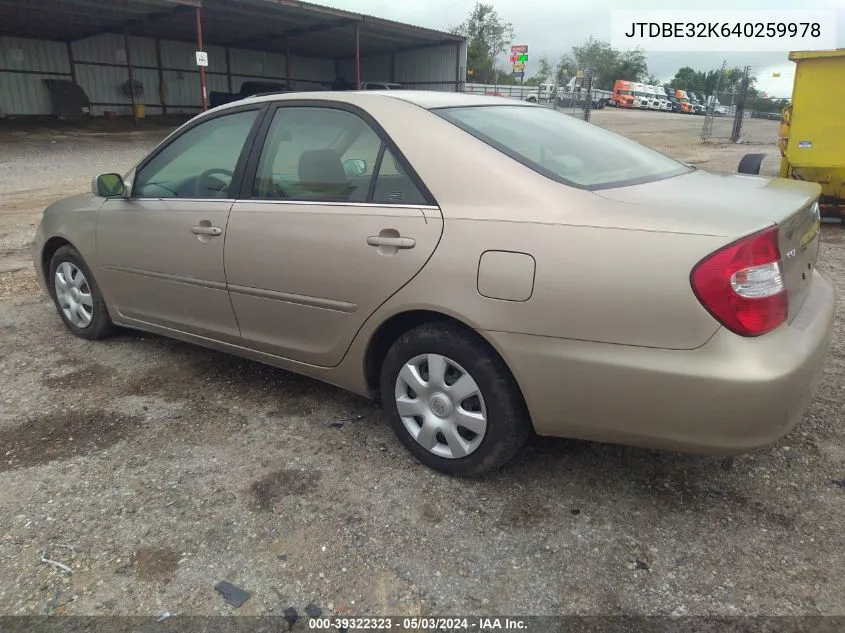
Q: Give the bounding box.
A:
[313,0,844,97]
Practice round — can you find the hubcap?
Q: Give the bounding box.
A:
[54,261,94,328]
[429,393,452,418]
[394,353,487,459]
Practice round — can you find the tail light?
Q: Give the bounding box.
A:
[691,226,787,337]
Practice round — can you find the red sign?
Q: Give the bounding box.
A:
[510,44,528,54]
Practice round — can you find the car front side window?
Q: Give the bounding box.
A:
[133,109,259,199]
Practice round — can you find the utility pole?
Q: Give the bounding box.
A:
[701,59,727,140]
[713,59,727,100]
[730,65,751,142]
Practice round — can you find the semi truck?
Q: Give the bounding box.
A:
[674,89,693,113]
[659,86,676,111]
[610,80,635,108]
[687,91,705,115]
[631,83,651,109]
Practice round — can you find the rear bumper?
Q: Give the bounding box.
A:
[485,271,836,455]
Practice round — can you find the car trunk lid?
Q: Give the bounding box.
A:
[594,169,822,323]
[778,199,821,321]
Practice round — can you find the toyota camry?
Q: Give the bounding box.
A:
[32,91,835,476]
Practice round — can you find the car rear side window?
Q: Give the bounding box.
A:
[251,106,427,205]
[435,105,691,189]
[252,107,380,202]
[372,147,427,205]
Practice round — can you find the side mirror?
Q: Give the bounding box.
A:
[343,158,367,177]
[93,173,126,197]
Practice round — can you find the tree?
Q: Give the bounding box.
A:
[668,65,757,96]
[452,3,515,84]
[669,66,703,91]
[550,37,648,90]
[494,68,518,84]
[525,55,553,85]
[746,96,789,114]
[571,37,615,83]
[555,53,574,86]
[614,49,648,87]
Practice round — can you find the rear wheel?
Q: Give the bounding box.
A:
[380,323,531,477]
[48,245,114,340]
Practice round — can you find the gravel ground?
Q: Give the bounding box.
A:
[0,110,843,618]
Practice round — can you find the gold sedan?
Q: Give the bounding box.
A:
[32,91,835,476]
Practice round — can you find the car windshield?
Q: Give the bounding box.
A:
[435,105,691,189]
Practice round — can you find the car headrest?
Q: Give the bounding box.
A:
[298,149,347,189]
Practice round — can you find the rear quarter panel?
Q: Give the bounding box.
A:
[371,217,726,350]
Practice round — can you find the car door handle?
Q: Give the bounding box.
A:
[191,225,222,236]
[366,236,415,249]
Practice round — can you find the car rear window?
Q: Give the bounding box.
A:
[434,105,691,189]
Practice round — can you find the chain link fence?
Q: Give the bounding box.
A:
[461,75,604,122]
[551,75,595,122]
[700,72,784,145]
[700,89,743,141]
[700,98,782,145]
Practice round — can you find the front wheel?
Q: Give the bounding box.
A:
[380,323,531,477]
[48,245,114,340]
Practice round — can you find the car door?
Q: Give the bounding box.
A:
[95,106,263,341]
[225,103,443,367]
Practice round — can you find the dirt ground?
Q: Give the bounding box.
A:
[0,109,843,618]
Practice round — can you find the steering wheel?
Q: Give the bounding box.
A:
[194,168,234,198]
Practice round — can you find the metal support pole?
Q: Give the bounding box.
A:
[155,38,166,115]
[731,66,750,143]
[583,72,592,123]
[124,28,137,125]
[285,40,291,88]
[454,41,460,92]
[225,46,233,93]
[354,23,361,89]
[196,6,208,111]
[390,53,396,83]
[66,41,77,86]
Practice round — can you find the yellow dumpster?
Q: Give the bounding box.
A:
[739,48,845,218]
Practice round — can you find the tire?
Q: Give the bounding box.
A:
[737,153,766,175]
[48,245,114,340]
[380,322,531,477]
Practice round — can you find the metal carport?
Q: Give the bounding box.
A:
[0,0,466,117]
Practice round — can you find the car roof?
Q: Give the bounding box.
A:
[234,89,531,111]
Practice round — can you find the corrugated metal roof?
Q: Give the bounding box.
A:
[0,0,463,60]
